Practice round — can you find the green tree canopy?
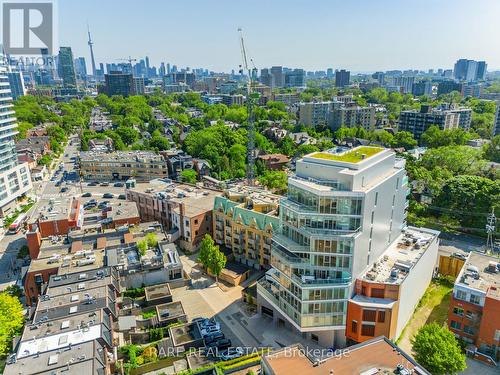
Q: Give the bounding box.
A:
[180,169,197,184]
[0,292,24,356]
[411,323,466,375]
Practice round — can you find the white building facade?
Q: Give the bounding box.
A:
[257,147,409,347]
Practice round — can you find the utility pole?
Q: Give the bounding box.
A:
[485,207,496,253]
[238,28,258,186]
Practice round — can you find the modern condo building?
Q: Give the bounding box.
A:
[257,146,409,347]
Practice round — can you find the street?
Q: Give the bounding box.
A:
[0,135,128,291]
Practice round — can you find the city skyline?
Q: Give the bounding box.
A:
[58,0,500,73]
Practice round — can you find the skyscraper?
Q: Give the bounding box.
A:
[335,69,350,87]
[104,71,133,96]
[6,70,26,99]
[58,47,77,87]
[260,68,272,87]
[74,57,87,79]
[453,59,487,81]
[284,69,305,88]
[159,62,166,77]
[270,66,284,88]
[257,147,408,347]
[0,57,32,216]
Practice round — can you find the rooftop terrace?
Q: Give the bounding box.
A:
[457,252,499,294]
[309,146,384,163]
[361,227,439,285]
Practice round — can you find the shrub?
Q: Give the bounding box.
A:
[143,346,158,362]
[146,232,158,248]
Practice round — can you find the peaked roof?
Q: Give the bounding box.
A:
[214,196,279,231]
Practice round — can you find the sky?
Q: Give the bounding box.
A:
[57,0,500,73]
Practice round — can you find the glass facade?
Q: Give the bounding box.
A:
[264,180,362,329]
[0,68,19,173]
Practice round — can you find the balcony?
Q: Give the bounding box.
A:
[273,233,310,253]
[296,226,361,239]
[291,273,351,287]
[272,244,308,264]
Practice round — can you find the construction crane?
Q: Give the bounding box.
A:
[118,56,137,67]
[238,28,258,186]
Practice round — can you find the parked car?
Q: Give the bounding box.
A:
[197,318,219,329]
[103,193,114,199]
[60,187,68,193]
[219,347,243,361]
[113,182,124,187]
[201,325,221,337]
[82,192,92,197]
[98,201,110,209]
[87,182,97,186]
[100,182,109,186]
[118,194,126,200]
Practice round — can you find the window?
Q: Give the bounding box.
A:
[453,307,464,316]
[362,309,376,322]
[351,320,358,333]
[469,294,481,305]
[371,288,385,298]
[450,320,461,330]
[311,334,319,343]
[456,290,467,301]
[463,325,475,335]
[374,192,378,206]
[378,311,386,323]
[194,219,198,225]
[361,324,375,336]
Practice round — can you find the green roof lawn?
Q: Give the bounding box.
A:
[310,147,384,163]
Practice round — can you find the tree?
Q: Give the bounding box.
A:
[392,131,417,150]
[116,126,139,145]
[412,323,466,374]
[180,169,197,184]
[258,170,288,193]
[197,234,226,283]
[484,135,500,163]
[145,232,158,248]
[209,247,227,284]
[198,234,215,269]
[137,240,147,257]
[0,292,24,356]
[149,134,170,151]
[421,126,473,148]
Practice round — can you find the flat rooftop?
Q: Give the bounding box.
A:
[145,283,172,301]
[22,309,109,342]
[28,248,105,274]
[33,285,114,323]
[80,150,165,162]
[129,179,222,218]
[262,337,430,375]
[30,196,75,223]
[361,227,439,285]
[4,340,105,375]
[456,252,499,294]
[225,184,281,206]
[309,146,384,163]
[156,301,186,322]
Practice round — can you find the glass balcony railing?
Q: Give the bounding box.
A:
[272,233,310,253]
[291,273,351,287]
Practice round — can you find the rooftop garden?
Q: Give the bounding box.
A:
[310,146,384,163]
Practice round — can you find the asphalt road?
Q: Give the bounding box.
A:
[0,135,128,290]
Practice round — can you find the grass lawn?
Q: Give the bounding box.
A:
[311,146,384,163]
[396,277,454,354]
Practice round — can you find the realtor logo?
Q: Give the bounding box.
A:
[2,1,55,55]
